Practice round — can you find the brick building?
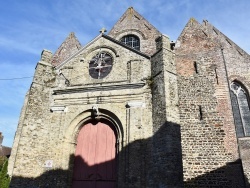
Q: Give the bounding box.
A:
[0,132,11,158]
[8,7,250,187]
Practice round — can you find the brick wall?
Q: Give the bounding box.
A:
[175,18,248,187]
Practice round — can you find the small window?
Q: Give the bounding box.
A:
[120,35,140,51]
[230,81,250,137]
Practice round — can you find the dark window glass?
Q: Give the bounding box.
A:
[89,52,113,79]
[230,90,244,137]
[230,82,250,137]
[120,35,140,51]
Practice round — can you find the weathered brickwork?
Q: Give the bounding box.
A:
[52,32,82,66]
[175,18,249,187]
[8,7,250,188]
[203,20,250,184]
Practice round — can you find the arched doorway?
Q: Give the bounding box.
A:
[72,119,117,188]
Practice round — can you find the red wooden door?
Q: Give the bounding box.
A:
[72,121,117,188]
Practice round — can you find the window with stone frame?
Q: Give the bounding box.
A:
[120,35,140,51]
[230,81,250,137]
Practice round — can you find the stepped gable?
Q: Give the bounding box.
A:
[52,32,81,66]
[108,7,161,55]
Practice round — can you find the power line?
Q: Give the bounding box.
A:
[0,76,33,81]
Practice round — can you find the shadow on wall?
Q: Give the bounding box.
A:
[9,156,117,188]
[184,159,250,188]
[9,121,249,188]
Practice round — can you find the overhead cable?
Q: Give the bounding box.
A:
[0,76,33,81]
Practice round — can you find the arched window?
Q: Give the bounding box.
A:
[230,81,250,137]
[120,35,140,51]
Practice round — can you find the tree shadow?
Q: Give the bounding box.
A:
[9,121,249,187]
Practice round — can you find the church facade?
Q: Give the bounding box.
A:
[8,7,250,187]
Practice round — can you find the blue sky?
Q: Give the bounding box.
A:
[0,0,250,147]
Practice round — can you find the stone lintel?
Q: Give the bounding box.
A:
[53,83,145,95]
[50,106,66,112]
[126,101,145,108]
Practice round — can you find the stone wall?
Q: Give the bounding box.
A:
[150,35,183,187]
[9,35,155,187]
[9,50,57,185]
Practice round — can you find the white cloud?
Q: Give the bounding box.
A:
[0,36,39,55]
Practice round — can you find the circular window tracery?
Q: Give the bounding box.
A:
[89,51,113,79]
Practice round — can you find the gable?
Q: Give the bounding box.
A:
[108,7,161,55]
[52,32,82,66]
[176,18,219,54]
[174,18,220,77]
[55,34,151,88]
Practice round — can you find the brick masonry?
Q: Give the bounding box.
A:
[175,18,250,187]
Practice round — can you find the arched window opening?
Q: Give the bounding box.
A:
[120,35,140,51]
[230,81,250,137]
